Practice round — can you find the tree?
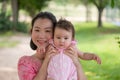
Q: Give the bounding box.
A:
[114,0,120,18]
[90,0,110,28]
[11,0,51,31]
[11,0,18,31]
[113,0,120,47]
[79,0,92,22]
[1,0,7,13]
[18,0,51,18]
[53,0,70,16]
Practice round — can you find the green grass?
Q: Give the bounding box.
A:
[74,22,120,80]
[0,39,19,48]
[0,31,19,48]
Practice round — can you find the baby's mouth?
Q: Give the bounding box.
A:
[59,44,64,48]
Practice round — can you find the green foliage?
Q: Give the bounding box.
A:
[0,12,28,33]
[115,36,120,48]
[0,0,4,2]
[111,0,114,8]
[0,12,12,31]
[16,22,29,33]
[90,0,110,8]
[18,0,51,17]
[53,0,71,5]
[114,0,120,9]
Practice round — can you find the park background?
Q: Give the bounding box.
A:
[0,0,120,80]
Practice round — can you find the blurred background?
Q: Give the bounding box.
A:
[0,0,120,80]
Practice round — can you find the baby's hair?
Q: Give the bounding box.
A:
[53,18,75,39]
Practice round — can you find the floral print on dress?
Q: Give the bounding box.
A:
[18,56,42,80]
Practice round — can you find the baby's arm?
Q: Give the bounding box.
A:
[77,49,101,64]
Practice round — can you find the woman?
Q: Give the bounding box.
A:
[18,11,87,80]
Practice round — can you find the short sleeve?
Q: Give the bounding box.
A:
[18,56,36,80]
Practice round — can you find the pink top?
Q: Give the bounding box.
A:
[47,40,77,80]
[18,56,42,80]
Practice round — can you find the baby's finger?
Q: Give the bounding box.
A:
[66,46,74,51]
[97,57,101,64]
[65,52,73,59]
[47,48,58,56]
[65,50,74,56]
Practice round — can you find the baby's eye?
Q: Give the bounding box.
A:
[57,37,60,39]
[46,30,51,32]
[65,37,68,40]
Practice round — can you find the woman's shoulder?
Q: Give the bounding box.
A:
[18,55,31,62]
[18,56,32,65]
[18,55,41,67]
[18,55,41,79]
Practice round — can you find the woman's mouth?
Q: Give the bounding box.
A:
[37,40,46,45]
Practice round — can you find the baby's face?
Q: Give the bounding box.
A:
[53,27,72,49]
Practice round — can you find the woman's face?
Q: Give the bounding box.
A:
[31,18,53,48]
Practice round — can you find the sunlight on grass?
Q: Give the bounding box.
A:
[85,71,96,76]
[0,31,14,37]
[74,22,120,80]
[0,31,19,48]
[0,39,19,48]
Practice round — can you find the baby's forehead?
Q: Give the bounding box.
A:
[55,26,72,32]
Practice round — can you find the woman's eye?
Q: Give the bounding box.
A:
[35,29,39,32]
[46,30,51,32]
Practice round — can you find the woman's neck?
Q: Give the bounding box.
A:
[32,53,44,62]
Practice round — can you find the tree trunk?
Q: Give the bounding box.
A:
[11,0,18,31]
[1,0,7,13]
[98,9,103,28]
[86,5,91,22]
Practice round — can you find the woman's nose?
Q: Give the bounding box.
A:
[38,32,45,38]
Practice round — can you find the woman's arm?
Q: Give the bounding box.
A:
[34,45,57,80]
[75,60,87,80]
[65,47,87,80]
[33,57,49,80]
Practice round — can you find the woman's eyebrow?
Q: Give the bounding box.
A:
[34,26,40,29]
[34,26,52,29]
[45,27,52,29]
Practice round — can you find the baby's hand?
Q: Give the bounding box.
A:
[92,54,101,64]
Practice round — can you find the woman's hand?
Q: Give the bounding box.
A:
[44,44,58,62]
[64,45,80,67]
[65,45,87,80]
[34,45,58,80]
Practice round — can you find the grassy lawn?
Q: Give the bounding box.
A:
[0,31,19,48]
[74,22,120,80]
